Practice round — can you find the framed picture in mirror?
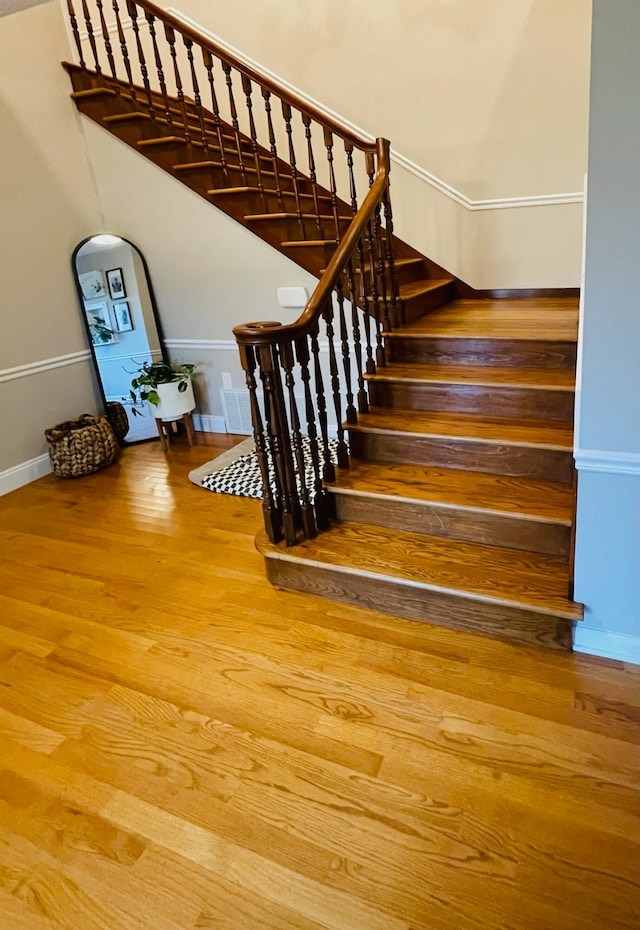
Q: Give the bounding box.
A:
[79,269,107,300]
[85,301,118,346]
[107,267,126,299]
[113,301,133,332]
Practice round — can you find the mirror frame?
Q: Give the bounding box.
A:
[72,234,169,444]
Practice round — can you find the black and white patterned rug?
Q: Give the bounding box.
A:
[197,436,339,500]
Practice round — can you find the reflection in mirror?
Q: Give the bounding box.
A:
[73,235,167,443]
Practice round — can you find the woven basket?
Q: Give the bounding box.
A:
[45,414,119,478]
[106,401,130,444]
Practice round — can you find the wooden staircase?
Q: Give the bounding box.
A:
[62,1,583,651]
[258,297,581,651]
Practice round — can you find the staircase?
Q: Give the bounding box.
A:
[63,0,583,651]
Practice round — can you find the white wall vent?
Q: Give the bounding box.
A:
[221,389,254,435]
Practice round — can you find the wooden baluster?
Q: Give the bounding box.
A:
[238,345,282,543]
[364,215,383,372]
[310,324,334,483]
[125,0,155,118]
[145,12,173,128]
[164,24,192,146]
[335,281,357,425]
[281,102,305,239]
[259,344,299,546]
[80,0,101,74]
[66,1,86,69]
[322,295,349,469]
[295,337,329,531]
[382,186,400,325]
[345,254,368,415]
[344,141,358,216]
[371,203,388,363]
[261,89,284,207]
[94,1,116,82]
[242,75,267,209]
[222,63,248,185]
[302,114,324,239]
[324,128,342,242]
[357,227,376,377]
[183,37,210,157]
[365,150,375,188]
[202,50,229,181]
[280,343,316,540]
[110,0,135,98]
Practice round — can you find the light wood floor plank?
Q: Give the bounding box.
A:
[0,435,637,930]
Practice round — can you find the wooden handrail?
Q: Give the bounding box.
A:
[234,138,391,347]
[112,0,377,153]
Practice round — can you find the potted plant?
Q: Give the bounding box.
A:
[130,360,196,421]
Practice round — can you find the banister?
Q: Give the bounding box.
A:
[233,138,391,348]
[113,0,377,153]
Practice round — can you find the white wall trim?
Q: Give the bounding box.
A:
[192,413,227,433]
[164,338,237,352]
[0,350,91,384]
[0,454,52,497]
[574,627,640,665]
[168,7,584,213]
[574,449,640,475]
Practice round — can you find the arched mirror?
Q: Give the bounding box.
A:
[72,235,167,443]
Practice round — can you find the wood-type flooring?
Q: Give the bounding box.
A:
[0,434,638,930]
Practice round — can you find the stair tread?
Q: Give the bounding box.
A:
[397,278,454,300]
[365,362,576,389]
[349,408,574,448]
[258,524,583,619]
[281,239,338,248]
[174,160,281,180]
[320,257,423,275]
[329,461,573,523]
[210,187,332,202]
[244,212,350,221]
[392,298,579,341]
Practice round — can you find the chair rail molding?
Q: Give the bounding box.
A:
[573,448,640,475]
[0,349,91,384]
[167,7,584,213]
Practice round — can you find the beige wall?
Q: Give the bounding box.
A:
[1,0,592,476]
[0,1,103,472]
[175,0,591,201]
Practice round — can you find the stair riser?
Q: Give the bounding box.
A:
[367,381,575,422]
[401,285,454,323]
[348,430,575,483]
[387,337,577,370]
[265,557,574,651]
[331,492,571,556]
[246,215,351,241]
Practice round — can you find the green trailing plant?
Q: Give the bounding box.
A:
[89,313,115,345]
[129,360,196,415]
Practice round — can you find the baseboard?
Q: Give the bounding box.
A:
[0,453,52,497]
[192,413,228,433]
[574,627,640,665]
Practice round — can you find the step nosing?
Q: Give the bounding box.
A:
[328,486,572,524]
[349,424,573,451]
[366,375,575,390]
[264,548,579,620]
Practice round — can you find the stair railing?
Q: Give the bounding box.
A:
[64,0,401,545]
[65,0,383,236]
[234,139,398,546]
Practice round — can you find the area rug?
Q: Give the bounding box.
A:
[189,436,339,500]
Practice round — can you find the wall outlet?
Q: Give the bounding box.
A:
[277,286,309,309]
[221,372,233,390]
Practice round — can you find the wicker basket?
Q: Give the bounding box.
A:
[45,414,119,478]
[106,401,130,444]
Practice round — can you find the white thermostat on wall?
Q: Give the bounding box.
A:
[277,286,309,310]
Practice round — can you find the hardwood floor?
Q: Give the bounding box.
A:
[0,435,638,930]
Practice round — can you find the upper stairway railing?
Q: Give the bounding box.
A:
[64,0,401,545]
